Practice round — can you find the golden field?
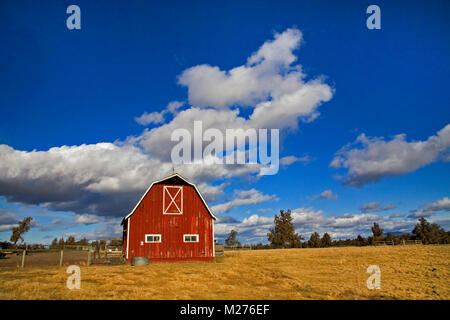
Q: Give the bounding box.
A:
[0,245,448,300]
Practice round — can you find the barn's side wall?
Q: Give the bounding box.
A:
[125,184,214,262]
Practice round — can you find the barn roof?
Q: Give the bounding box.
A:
[121,173,217,224]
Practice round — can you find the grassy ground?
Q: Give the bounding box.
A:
[0,245,448,300]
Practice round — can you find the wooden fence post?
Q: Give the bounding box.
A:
[59,250,64,267]
[21,250,26,268]
[87,249,91,266]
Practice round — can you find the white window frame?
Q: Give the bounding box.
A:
[145,234,162,243]
[184,234,199,243]
[163,186,183,215]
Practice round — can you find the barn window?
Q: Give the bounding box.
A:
[184,234,199,243]
[163,186,183,215]
[145,234,161,243]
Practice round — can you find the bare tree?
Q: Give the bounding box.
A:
[225,230,241,247]
[10,217,33,245]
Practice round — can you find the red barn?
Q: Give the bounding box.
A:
[121,173,217,263]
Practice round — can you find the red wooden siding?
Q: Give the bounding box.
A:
[123,182,214,263]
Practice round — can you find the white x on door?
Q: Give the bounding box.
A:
[163,186,183,214]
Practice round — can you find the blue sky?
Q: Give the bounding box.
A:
[0,0,449,244]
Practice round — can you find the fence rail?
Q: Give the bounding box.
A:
[374,240,422,246]
[223,246,252,251]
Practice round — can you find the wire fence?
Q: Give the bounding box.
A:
[0,247,124,268]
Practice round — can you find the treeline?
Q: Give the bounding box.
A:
[0,242,46,250]
[0,236,122,250]
[49,236,90,248]
[226,211,450,249]
[50,237,122,249]
[1,216,124,250]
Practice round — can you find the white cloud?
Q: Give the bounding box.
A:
[0,224,17,232]
[177,28,332,129]
[409,196,450,218]
[74,214,101,225]
[330,124,450,186]
[280,155,312,166]
[135,111,165,125]
[196,182,226,203]
[312,190,338,200]
[257,208,274,213]
[135,101,185,126]
[0,210,19,232]
[211,189,278,214]
[0,211,19,225]
[358,202,396,213]
[179,28,302,109]
[63,217,123,241]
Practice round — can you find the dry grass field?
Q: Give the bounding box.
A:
[0,245,448,300]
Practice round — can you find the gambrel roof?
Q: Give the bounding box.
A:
[121,173,217,225]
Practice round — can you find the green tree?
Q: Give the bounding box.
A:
[78,238,89,245]
[100,239,107,250]
[91,240,100,249]
[225,230,241,247]
[109,238,122,247]
[320,232,332,247]
[412,217,448,244]
[10,217,33,245]
[356,234,368,246]
[371,222,383,239]
[66,236,76,245]
[267,210,303,248]
[308,232,321,248]
[385,232,394,243]
[50,238,58,248]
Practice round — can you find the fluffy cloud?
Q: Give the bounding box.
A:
[36,219,75,232]
[0,210,18,225]
[179,28,302,109]
[211,189,278,214]
[0,210,19,232]
[280,155,313,166]
[358,202,396,213]
[74,214,101,225]
[257,208,274,213]
[135,101,184,126]
[0,143,163,217]
[178,28,332,129]
[312,190,338,200]
[62,217,123,241]
[409,196,450,218]
[135,111,165,125]
[330,124,450,186]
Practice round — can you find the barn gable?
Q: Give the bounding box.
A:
[121,173,216,225]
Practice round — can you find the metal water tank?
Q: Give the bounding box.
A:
[131,257,149,266]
